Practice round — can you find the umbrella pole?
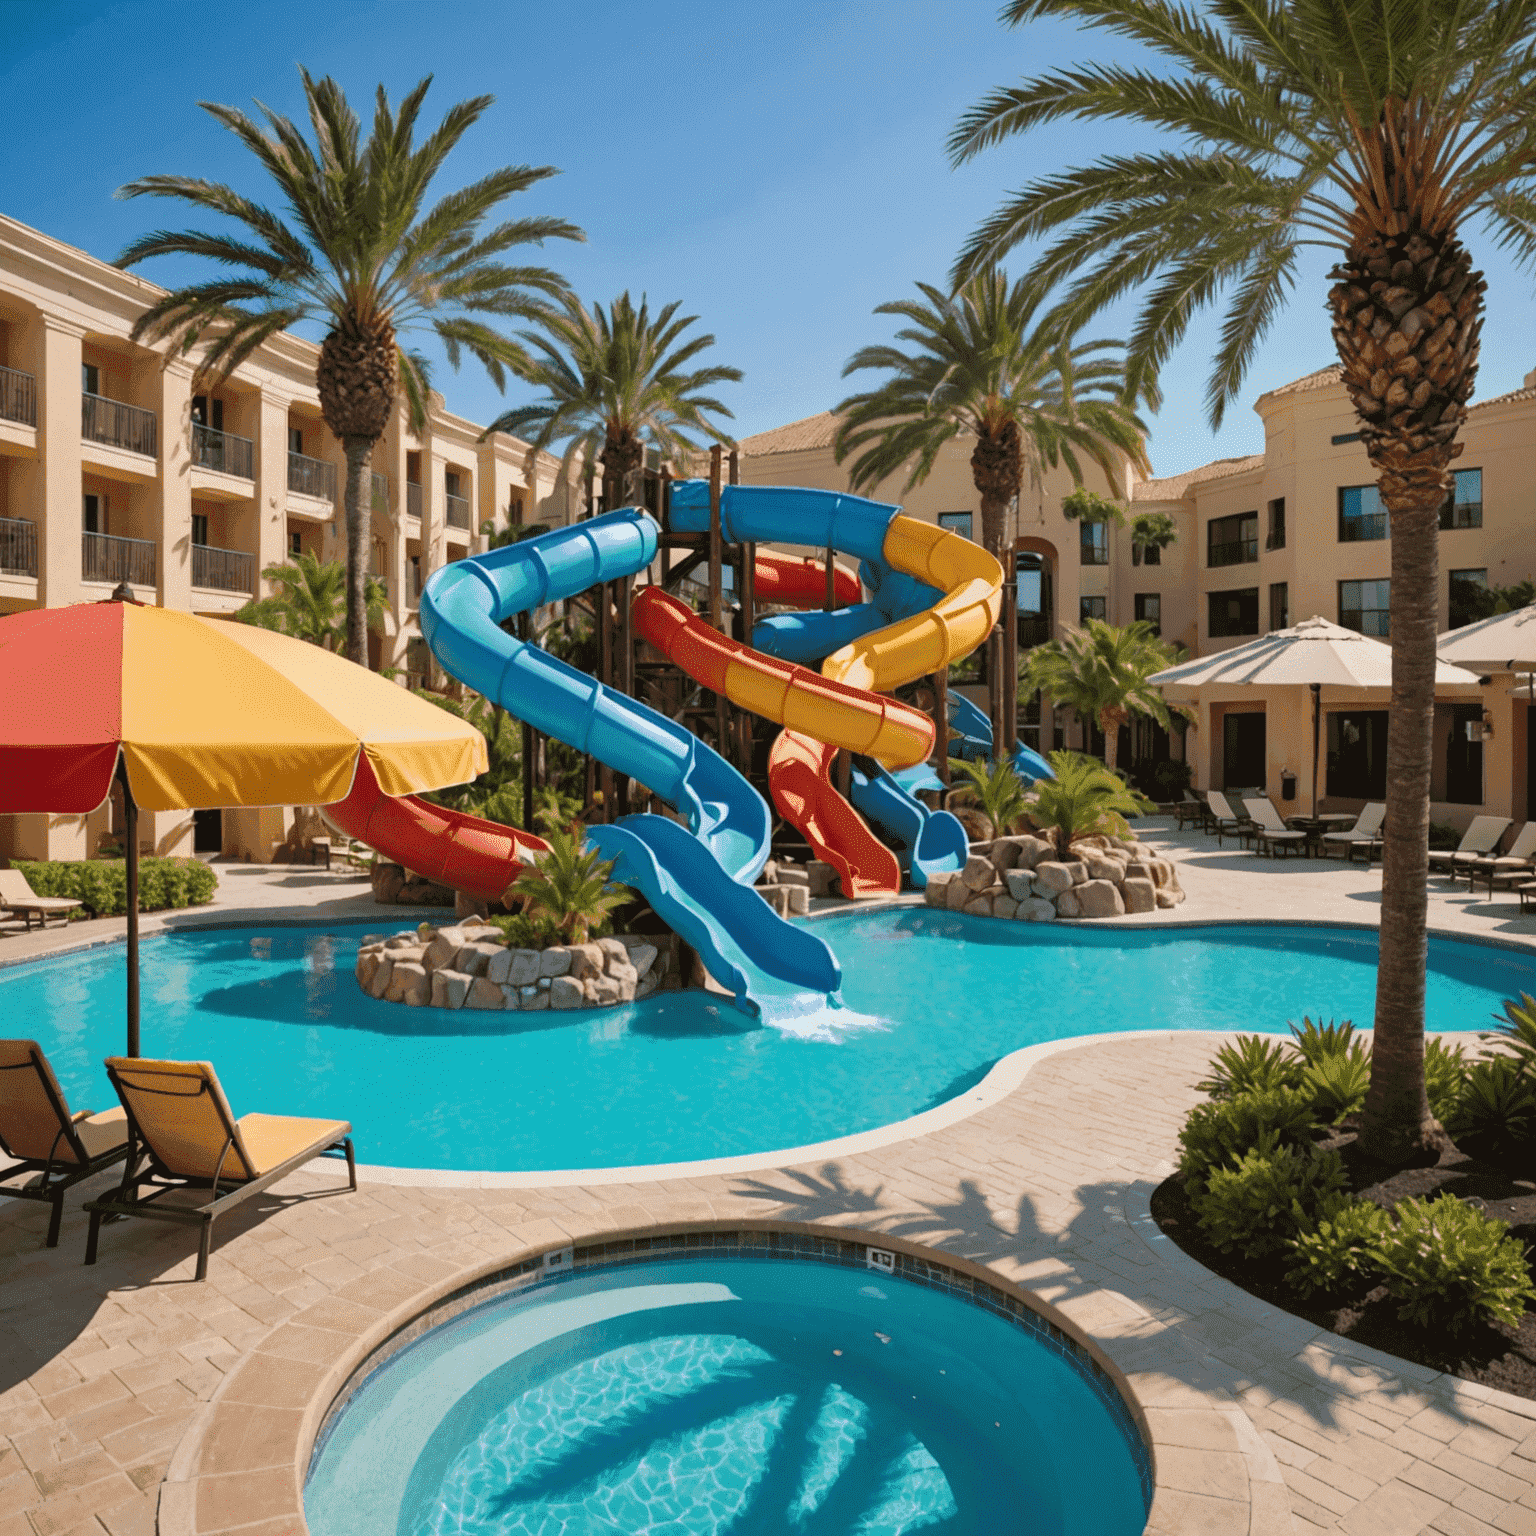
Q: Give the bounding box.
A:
[1311,683,1322,821]
[118,761,140,1058]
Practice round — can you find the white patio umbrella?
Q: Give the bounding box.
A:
[1148,616,1481,817]
[1436,604,1536,675]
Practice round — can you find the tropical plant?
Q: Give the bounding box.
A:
[1196,1035,1305,1101]
[946,756,1029,838]
[234,553,388,648]
[1487,993,1536,1075]
[479,507,552,551]
[1021,620,1188,770]
[1289,1017,1360,1067]
[116,68,582,665]
[1129,511,1178,556]
[1060,486,1126,525]
[507,821,632,945]
[1178,1086,1320,1182]
[483,292,741,510]
[1424,1037,1471,1125]
[1285,1194,1393,1298]
[1023,750,1153,856]
[950,0,1535,1166]
[17,859,217,918]
[1190,1135,1347,1256]
[1445,1055,1536,1164]
[1304,1050,1374,1125]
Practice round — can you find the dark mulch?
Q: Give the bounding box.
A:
[1151,1129,1536,1399]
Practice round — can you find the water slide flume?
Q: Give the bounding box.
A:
[666,484,1002,896]
[415,510,839,1019]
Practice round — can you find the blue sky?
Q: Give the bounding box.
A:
[5,0,1532,478]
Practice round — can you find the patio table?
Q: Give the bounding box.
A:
[1284,813,1358,858]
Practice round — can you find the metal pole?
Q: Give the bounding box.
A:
[935,668,951,785]
[598,579,615,821]
[708,447,729,755]
[518,611,536,832]
[824,545,835,611]
[1311,682,1322,819]
[118,760,141,1058]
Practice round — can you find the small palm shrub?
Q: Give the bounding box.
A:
[1487,993,1536,1076]
[1289,1017,1358,1066]
[1445,1056,1536,1165]
[1302,1050,1373,1125]
[1285,1195,1393,1298]
[1178,1087,1319,1183]
[1190,1135,1347,1256]
[1023,750,1153,858]
[506,822,632,946]
[17,858,217,917]
[1372,1195,1536,1335]
[1425,1038,1471,1125]
[946,756,1028,838]
[485,910,563,952]
[1196,1036,1304,1101]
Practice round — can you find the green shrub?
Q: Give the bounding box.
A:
[1372,1195,1536,1334]
[1289,1016,1358,1066]
[1487,994,1536,1076]
[1196,1036,1304,1100]
[15,858,217,917]
[1178,1087,1320,1183]
[1190,1136,1347,1255]
[483,908,615,951]
[1425,1038,1470,1125]
[1446,1055,1536,1164]
[1303,1049,1373,1124]
[1284,1194,1393,1297]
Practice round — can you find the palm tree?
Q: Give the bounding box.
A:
[946,756,1030,838]
[949,0,1530,1165]
[833,270,1149,752]
[484,292,741,510]
[1025,751,1153,858]
[1021,619,1187,771]
[233,552,386,649]
[509,822,632,945]
[115,68,583,667]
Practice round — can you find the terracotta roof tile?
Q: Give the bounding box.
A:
[1131,453,1264,502]
[1257,365,1343,401]
[737,411,841,456]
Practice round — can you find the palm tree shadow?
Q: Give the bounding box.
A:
[729,1162,886,1221]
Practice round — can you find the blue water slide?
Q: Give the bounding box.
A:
[848,758,969,884]
[419,510,840,1017]
[947,692,1055,784]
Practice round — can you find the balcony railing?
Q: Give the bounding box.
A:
[0,364,37,427]
[372,472,389,512]
[445,491,471,529]
[192,542,255,594]
[191,422,254,479]
[0,516,37,577]
[83,530,156,587]
[82,393,157,458]
[406,481,422,520]
[1208,538,1259,567]
[287,450,337,502]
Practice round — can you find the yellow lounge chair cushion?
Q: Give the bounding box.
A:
[235,1113,351,1178]
[71,1107,130,1160]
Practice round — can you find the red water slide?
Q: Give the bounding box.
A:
[751,552,861,608]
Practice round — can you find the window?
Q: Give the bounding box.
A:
[507,494,523,526]
[1448,568,1488,630]
[1079,521,1108,566]
[445,469,462,498]
[1079,594,1106,624]
[81,363,99,396]
[406,450,422,485]
[1328,711,1389,798]
[1207,512,1257,567]
[289,530,302,557]
[288,426,304,455]
[1338,484,1387,541]
[1340,578,1390,636]
[1017,553,1051,647]
[1134,593,1161,635]
[1440,468,1483,530]
[1131,542,1161,567]
[82,493,101,534]
[1266,497,1286,551]
[1269,582,1289,632]
[191,513,208,547]
[191,394,223,431]
[938,511,973,540]
[1208,587,1259,637]
[1442,702,1484,804]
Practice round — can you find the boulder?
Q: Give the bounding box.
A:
[422,932,461,974]
[500,984,522,1010]
[776,865,810,887]
[607,961,639,992]
[399,880,455,906]
[466,976,504,1010]
[384,931,419,950]
[567,942,605,981]
[586,975,623,1007]
[636,972,660,1001]
[485,947,515,986]
[507,948,542,986]
[1122,877,1157,914]
[549,975,584,1010]
[538,947,573,978]
[356,951,382,992]
[597,937,629,967]
[1147,859,1173,888]
[806,862,836,897]
[1055,888,1082,918]
[786,884,810,915]
[1012,835,1054,870]
[520,983,551,1010]
[989,840,1021,872]
[760,885,793,918]
[1032,862,1076,897]
[1065,861,1089,885]
[959,854,995,891]
[1004,869,1036,903]
[431,969,472,1009]
[626,942,658,979]
[454,890,490,922]
[992,894,1018,920]
[386,960,427,1004]
[1083,855,1123,883]
[925,873,955,908]
[454,941,503,978]
[1077,879,1125,919]
[371,863,406,905]
[945,876,971,911]
[962,894,994,917]
[367,955,395,1000]
[1156,886,1185,908]
[756,859,778,886]
[1014,896,1057,922]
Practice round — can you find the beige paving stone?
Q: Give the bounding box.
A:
[193,1466,300,1531]
[1338,1477,1448,1535]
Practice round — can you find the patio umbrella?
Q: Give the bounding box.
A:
[1148,616,1480,817]
[0,589,487,1054]
[1436,604,1536,675]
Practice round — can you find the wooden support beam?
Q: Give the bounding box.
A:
[824,544,835,610]
[598,578,615,821]
[935,666,951,786]
[709,445,728,755]
[616,573,634,817]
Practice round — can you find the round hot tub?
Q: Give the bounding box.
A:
[305,1240,1150,1536]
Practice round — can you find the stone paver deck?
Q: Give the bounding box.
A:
[7,824,1536,1535]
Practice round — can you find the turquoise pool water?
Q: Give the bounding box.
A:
[304,1253,1148,1536]
[4,910,1529,1171]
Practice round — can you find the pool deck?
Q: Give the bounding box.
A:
[5,825,1536,1536]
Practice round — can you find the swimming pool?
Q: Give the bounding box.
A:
[4,910,1530,1171]
[304,1249,1149,1536]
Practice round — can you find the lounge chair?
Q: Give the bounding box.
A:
[1173,792,1210,831]
[84,1057,354,1280]
[0,869,83,931]
[1205,791,1255,847]
[1426,816,1512,881]
[1242,798,1308,858]
[1463,822,1536,895]
[1321,803,1386,863]
[0,1040,131,1247]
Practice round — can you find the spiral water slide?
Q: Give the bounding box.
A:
[651,483,1002,897]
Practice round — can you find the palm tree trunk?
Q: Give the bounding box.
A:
[342,436,374,666]
[977,490,1011,757]
[1357,492,1450,1163]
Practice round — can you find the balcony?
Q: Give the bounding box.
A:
[1208,538,1258,567]
[1,516,38,577]
[406,481,422,520]
[83,530,156,588]
[82,393,157,458]
[0,365,36,427]
[191,423,254,480]
[445,491,471,530]
[287,450,337,502]
[192,542,255,594]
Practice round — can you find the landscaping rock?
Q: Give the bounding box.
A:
[959,855,995,891]
[454,890,490,921]
[1004,869,1036,903]
[400,880,455,906]
[626,942,658,979]
[567,942,605,981]
[386,961,427,1004]
[372,863,406,904]
[962,894,994,917]
[945,876,971,911]
[1065,861,1089,885]
[1122,877,1157,914]
[454,941,502,978]
[1083,855,1122,883]
[989,840,1021,872]
[520,983,550,1010]
[549,975,584,1009]
[1077,879,1125,918]
[1032,862,1076,897]
[538,947,573,978]
[992,894,1018,920]
[1123,861,1153,883]
[367,956,394,999]
[1014,896,1057,922]
[466,977,504,1010]
[1055,888,1082,918]
[586,975,623,1007]
[1013,836,1054,870]
[507,948,542,986]
[356,951,382,993]
[485,947,515,986]
[607,961,639,992]
[384,932,419,950]
[755,860,778,886]
[926,873,955,908]
[431,969,472,1009]
[596,937,628,967]
[1156,885,1185,908]
[500,984,521,1010]
[807,862,836,897]
[422,932,461,974]
[636,972,660,1001]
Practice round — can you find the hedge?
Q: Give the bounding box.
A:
[15,858,218,918]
